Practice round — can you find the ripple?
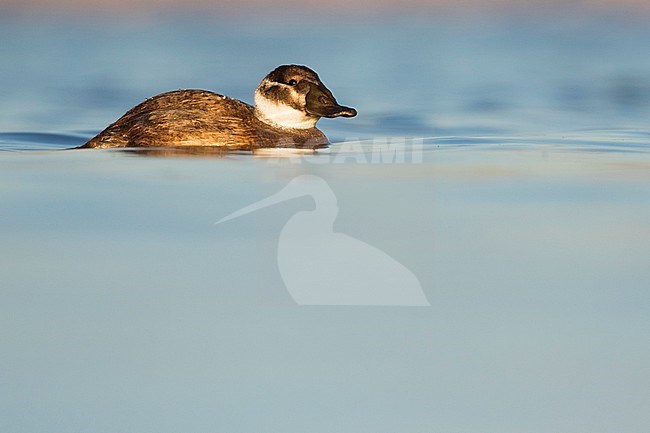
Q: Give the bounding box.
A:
[2,129,650,155]
[0,132,91,151]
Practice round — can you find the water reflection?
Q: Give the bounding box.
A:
[119,146,323,158]
[118,146,241,158]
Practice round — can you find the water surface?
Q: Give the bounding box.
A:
[1,10,650,433]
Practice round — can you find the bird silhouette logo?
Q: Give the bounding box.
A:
[217,175,429,306]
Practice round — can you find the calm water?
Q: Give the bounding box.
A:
[1,10,650,433]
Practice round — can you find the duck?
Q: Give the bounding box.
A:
[79,65,356,150]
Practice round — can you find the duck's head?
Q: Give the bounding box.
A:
[254,65,357,130]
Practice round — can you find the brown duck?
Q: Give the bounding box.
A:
[79,65,356,150]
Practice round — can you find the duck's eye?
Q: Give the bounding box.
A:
[287,79,297,86]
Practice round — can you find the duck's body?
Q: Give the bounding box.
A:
[80,65,356,150]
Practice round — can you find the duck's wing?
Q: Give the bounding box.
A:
[80,90,257,148]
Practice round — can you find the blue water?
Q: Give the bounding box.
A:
[1,10,650,433]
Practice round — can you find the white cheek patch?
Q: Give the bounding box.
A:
[254,91,317,130]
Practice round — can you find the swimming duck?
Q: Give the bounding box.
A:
[79,65,356,150]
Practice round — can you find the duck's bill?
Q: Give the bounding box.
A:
[306,84,357,118]
[314,104,357,118]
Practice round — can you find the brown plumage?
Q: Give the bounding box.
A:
[79,65,356,150]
